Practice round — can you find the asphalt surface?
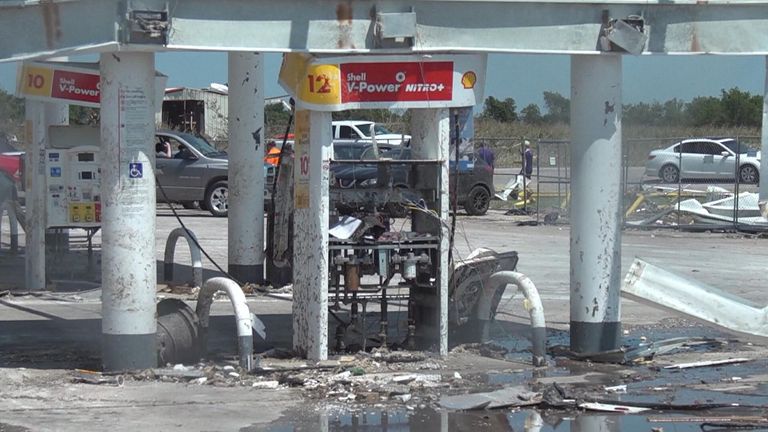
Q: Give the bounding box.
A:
[2,205,768,431]
[4,204,768,330]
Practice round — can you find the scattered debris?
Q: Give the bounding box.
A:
[158,283,199,296]
[260,348,296,359]
[554,336,727,364]
[648,415,768,429]
[451,343,509,360]
[72,369,124,386]
[579,402,649,414]
[516,220,538,227]
[393,394,412,403]
[391,373,441,385]
[542,211,559,224]
[439,386,542,410]
[663,358,750,370]
[251,380,280,389]
[371,350,427,363]
[150,367,206,379]
[604,384,627,393]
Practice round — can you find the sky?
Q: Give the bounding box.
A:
[0,52,764,110]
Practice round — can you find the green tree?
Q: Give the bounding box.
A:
[520,103,543,124]
[624,102,663,126]
[542,91,569,124]
[481,96,517,122]
[69,106,100,126]
[662,98,687,126]
[264,101,292,135]
[719,87,762,127]
[0,89,24,139]
[686,96,724,127]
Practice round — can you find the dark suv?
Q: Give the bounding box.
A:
[331,146,493,216]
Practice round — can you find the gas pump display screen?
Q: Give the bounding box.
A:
[79,171,94,180]
[78,153,95,162]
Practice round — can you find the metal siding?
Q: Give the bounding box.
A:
[160,89,228,141]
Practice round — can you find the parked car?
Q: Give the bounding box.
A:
[0,151,22,184]
[645,138,761,184]
[0,151,24,204]
[332,120,410,145]
[332,141,395,162]
[155,130,274,217]
[331,146,494,216]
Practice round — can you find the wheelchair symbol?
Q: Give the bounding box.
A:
[129,162,143,179]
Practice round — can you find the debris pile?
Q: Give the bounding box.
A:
[450,342,509,360]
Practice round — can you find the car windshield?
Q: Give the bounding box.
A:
[335,145,370,160]
[175,132,224,157]
[373,124,393,136]
[720,140,752,154]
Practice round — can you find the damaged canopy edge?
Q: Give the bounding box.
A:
[622,258,768,341]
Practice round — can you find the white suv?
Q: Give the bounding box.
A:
[332,120,410,146]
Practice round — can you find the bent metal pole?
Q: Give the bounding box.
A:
[100,52,158,371]
[569,54,623,353]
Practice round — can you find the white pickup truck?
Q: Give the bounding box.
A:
[332,120,410,146]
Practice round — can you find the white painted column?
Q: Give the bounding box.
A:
[569,54,623,353]
[24,100,47,291]
[292,109,331,361]
[760,56,768,201]
[227,52,265,283]
[100,52,158,371]
[409,108,450,356]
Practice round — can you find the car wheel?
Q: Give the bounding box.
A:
[464,186,490,216]
[204,181,228,217]
[181,201,198,210]
[659,164,679,183]
[739,165,759,184]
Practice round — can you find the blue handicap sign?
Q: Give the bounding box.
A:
[50,167,61,177]
[129,162,143,179]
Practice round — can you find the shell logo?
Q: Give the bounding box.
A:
[461,71,477,89]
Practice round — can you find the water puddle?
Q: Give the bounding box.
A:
[253,406,768,431]
[247,323,768,431]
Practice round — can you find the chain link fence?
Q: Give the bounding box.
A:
[624,135,765,231]
[483,135,767,231]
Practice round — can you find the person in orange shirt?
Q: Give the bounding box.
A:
[264,140,281,166]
